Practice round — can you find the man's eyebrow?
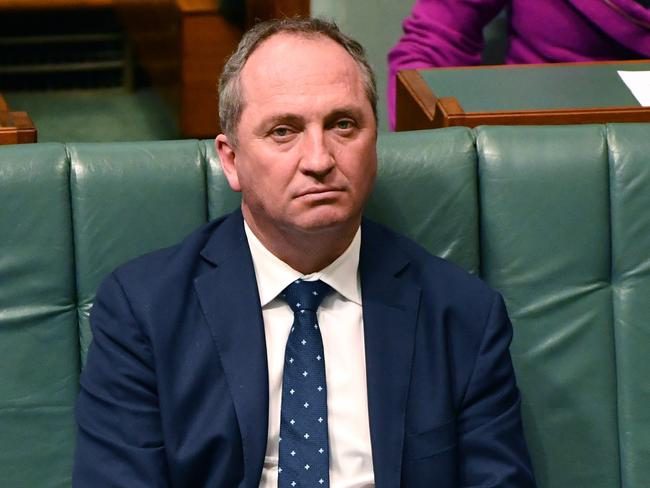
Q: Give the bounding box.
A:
[328,106,363,118]
[256,107,367,133]
[261,113,305,127]
[324,107,366,125]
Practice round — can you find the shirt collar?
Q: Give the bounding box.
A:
[244,220,362,307]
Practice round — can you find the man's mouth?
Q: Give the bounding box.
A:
[295,186,345,198]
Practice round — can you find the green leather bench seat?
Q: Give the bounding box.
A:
[480,126,617,487]
[69,141,209,358]
[0,145,77,486]
[608,125,650,488]
[1,124,649,487]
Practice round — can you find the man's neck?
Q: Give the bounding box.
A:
[242,211,360,275]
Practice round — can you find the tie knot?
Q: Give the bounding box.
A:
[281,279,332,312]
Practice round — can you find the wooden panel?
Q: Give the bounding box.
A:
[118,0,244,137]
[180,12,241,137]
[175,0,217,13]
[246,0,310,26]
[117,0,180,111]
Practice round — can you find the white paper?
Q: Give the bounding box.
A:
[618,71,650,107]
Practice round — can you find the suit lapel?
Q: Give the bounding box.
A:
[360,221,421,488]
[191,214,421,486]
[194,211,268,486]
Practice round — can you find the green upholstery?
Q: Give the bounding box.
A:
[608,124,650,488]
[68,141,208,359]
[478,125,618,487]
[368,128,480,274]
[0,144,77,487]
[1,124,649,487]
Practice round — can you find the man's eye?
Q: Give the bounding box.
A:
[271,127,292,138]
[335,119,355,131]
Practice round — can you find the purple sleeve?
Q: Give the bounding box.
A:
[387,0,506,129]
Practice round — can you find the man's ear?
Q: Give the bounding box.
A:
[215,134,242,192]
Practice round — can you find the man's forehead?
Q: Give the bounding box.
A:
[248,31,350,64]
[240,32,362,95]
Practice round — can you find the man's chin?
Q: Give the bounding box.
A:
[289,209,360,235]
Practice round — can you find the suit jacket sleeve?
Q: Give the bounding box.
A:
[458,292,536,487]
[73,272,170,487]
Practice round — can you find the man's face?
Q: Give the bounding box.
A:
[217,33,377,241]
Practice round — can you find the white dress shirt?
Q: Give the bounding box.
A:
[243,222,375,488]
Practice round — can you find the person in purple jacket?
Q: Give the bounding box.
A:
[388,0,650,129]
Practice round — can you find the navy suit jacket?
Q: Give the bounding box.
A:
[74,210,535,487]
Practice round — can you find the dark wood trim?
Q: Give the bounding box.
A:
[446,105,650,128]
[0,111,38,144]
[437,97,464,127]
[1,94,37,144]
[395,70,437,131]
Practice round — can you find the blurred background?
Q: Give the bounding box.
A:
[0,0,443,142]
[0,0,516,142]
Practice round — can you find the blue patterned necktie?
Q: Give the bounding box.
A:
[278,279,333,488]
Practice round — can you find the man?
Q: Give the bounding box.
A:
[74,18,536,487]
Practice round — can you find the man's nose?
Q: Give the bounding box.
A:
[300,130,335,176]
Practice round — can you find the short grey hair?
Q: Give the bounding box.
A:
[218,17,377,146]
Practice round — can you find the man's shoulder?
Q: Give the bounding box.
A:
[362,219,495,302]
[107,210,241,293]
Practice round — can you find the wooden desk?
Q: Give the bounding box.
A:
[0,94,37,144]
[396,60,650,131]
